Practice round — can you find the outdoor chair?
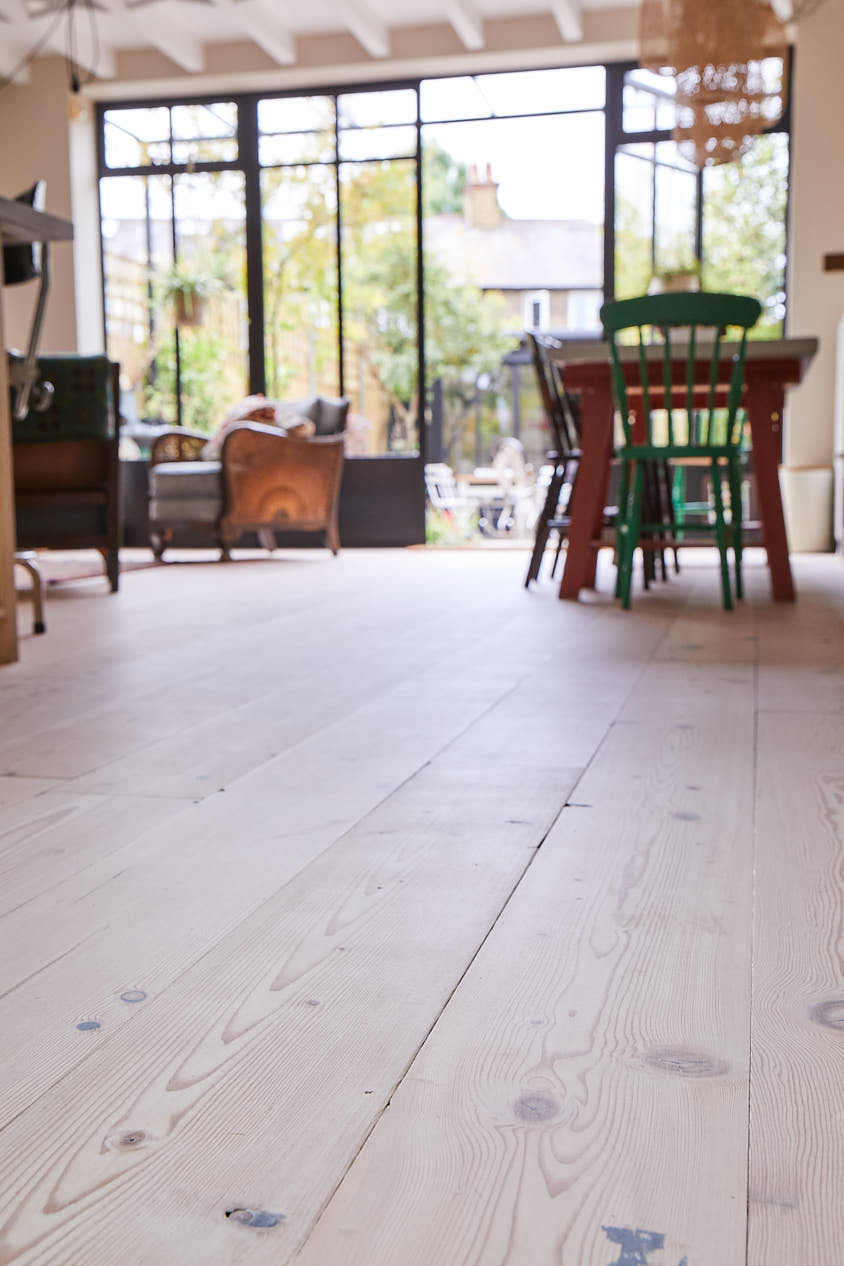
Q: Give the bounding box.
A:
[600,290,762,610]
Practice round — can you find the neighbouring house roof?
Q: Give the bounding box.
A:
[423,214,603,292]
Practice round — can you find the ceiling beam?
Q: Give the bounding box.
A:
[445,0,484,50]
[344,0,390,58]
[239,0,296,66]
[97,0,204,73]
[551,0,583,42]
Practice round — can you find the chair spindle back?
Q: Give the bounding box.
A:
[527,332,581,457]
[599,292,762,451]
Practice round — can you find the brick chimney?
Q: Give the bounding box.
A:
[463,162,501,229]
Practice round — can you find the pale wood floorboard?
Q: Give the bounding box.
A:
[0,548,842,1265]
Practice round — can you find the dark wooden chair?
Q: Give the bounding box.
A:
[524,333,584,588]
[525,332,676,593]
[12,356,121,592]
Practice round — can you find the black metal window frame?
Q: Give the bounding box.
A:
[96,55,792,444]
[602,56,793,304]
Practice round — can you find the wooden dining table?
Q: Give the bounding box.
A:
[551,336,819,603]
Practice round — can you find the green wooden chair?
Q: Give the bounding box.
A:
[599,291,762,610]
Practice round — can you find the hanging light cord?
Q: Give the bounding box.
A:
[0,0,103,98]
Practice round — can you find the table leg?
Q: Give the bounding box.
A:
[559,385,614,600]
[748,384,795,602]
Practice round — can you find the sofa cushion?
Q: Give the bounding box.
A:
[306,396,350,435]
[149,460,223,499]
[149,461,223,523]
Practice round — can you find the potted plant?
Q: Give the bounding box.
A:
[648,263,701,295]
[160,266,226,329]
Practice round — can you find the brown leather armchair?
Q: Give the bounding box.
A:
[148,419,346,561]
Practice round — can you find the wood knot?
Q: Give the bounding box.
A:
[810,1000,844,1031]
[120,990,147,1004]
[104,1128,150,1151]
[513,1092,558,1122]
[225,1208,285,1229]
[120,1131,146,1147]
[641,1046,728,1078]
[76,1020,100,1031]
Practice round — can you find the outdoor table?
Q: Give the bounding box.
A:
[551,336,819,603]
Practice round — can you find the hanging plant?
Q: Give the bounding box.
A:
[160,267,226,329]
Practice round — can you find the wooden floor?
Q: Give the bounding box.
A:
[1,545,844,1266]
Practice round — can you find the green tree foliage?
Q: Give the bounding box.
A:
[422,143,467,215]
[261,146,511,446]
[702,134,788,336]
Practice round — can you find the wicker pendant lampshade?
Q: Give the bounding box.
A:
[640,0,789,167]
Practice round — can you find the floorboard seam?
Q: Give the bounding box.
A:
[289,609,676,1263]
[745,608,761,1266]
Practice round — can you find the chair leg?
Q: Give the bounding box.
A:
[711,458,733,611]
[550,530,566,579]
[257,529,277,552]
[525,468,562,587]
[620,461,644,610]
[614,457,632,600]
[729,457,744,600]
[100,547,119,592]
[325,517,341,556]
[15,555,46,634]
[150,530,171,561]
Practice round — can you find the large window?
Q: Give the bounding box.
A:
[98,61,791,505]
[612,64,790,335]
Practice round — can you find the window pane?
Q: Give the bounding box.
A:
[170,103,238,164]
[259,96,335,135]
[423,112,604,222]
[340,159,418,455]
[172,138,238,164]
[171,102,237,140]
[476,66,606,115]
[339,125,417,162]
[259,131,336,165]
[614,145,655,299]
[623,70,677,133]
[654,141,698,274]
[338,89,417,129]
[421,76,492,122]
[103,106,171,168]
[101,174,175,428]
[702,132,788,335]
[262,165,339,402]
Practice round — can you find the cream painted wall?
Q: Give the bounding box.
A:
[0,57,79,354]
[786,3,844,471]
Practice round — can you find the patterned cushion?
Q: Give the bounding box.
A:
[11,355,116,442]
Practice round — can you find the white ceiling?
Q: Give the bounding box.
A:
[0,0,622,84]
[0,0,794,89]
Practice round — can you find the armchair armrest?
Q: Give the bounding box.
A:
[150,428,209,466]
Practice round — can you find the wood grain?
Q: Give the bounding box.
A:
[2,548,842,1266]
[295,663,757,1266]
[748,711,844,1264]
